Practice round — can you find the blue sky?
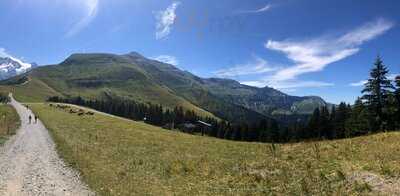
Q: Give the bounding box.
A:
[0,0,399,103]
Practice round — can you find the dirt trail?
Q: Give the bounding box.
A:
[0,95,93,195]
[348,170,400,195]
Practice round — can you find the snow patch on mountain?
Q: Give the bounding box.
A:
[0,56,35,80]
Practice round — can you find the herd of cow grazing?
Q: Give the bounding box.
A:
[49,104,95,116]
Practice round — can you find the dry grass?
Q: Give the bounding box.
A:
[29,103,400,195]
[0,104,20,145]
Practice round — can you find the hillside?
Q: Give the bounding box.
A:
[0,104,19,145]
[0,52,329,123]
[29,103,400,195]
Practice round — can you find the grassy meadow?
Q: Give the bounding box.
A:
[28,103,400,195]
[0,78,62,103]
[0,104,20,145]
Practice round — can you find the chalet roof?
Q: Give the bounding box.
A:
[197,120,212,127]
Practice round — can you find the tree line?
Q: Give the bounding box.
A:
[47,96,282,142]
[0,93,10,103]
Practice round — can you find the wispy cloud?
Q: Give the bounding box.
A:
[65,0,99,38]
[238,18,394,90]
[214,56,278,77]
[242,80,334,89]
[238,4,272,14]
[266,18,394,82]
[349,80,368,87]
[155,2,181,40]
[153,55,179,66]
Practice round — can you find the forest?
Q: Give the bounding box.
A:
[0,93,10,103]
[48,57,400,143]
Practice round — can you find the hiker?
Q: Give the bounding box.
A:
[28,115,32,124]
[35,115,38,124]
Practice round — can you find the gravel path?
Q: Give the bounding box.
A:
[349,171,400,195]
[0,96,94,196]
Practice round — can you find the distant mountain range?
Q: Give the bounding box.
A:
[0,57,37,80]
[0,52,330,123]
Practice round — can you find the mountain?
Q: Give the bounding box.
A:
[201,78,329,115]
[0,57,36,80]
[0,52,330,123]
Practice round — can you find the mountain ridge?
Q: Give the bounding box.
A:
[0,57,36,80]
[0,51,330,123]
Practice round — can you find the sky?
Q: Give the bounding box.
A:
[0,0,399,104]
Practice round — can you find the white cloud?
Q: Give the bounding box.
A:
[238,4,272,14]
[214,56,278,77]
[339,18,394,46]
[350,80,368,87]
[238,18,394,90]
[0,48,8,58]
[155,2,181,40]
[153,55,179,66]
[388,74,399,80]
[266,18,394,82]
[242,80,334,90]
[65,0,99,37]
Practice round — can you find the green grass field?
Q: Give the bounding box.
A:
[0,104,20,145]
[28,103,400,195]
[0,78,62,103]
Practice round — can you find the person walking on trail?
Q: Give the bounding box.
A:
[28,115,32,124]
[34,115,38,124]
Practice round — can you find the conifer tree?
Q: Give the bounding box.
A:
[333,103,350,138]
[392,75,400,129]
[307,108,321,138]
[395,76,400,103]
[345,97,370,135]
[329,105,337,138]
[362,57,394,131]
[319,106,331,139]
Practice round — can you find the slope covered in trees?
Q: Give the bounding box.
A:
[304,57,400,139]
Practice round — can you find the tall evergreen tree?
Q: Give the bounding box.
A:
[333,103,350,138]
[395,76,400,103]
[345,97,371,136]
[319,106,331,139]
[392,75,400,129]
[329,105,337,138]
[361,56,394,131]
[307,108,321,138]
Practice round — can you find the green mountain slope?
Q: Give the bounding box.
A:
[121,53,330,116]
[0,52,329,123]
